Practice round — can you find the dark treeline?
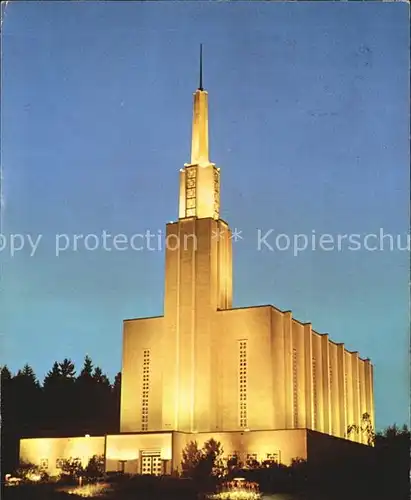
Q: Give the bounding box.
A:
[1,356,121,474]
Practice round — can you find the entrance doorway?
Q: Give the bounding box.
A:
[140,451,163,475]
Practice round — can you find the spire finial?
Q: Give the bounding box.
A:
[199,44,203,91]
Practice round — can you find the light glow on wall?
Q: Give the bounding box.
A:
[161,447,172,460]
[106,449,139,461]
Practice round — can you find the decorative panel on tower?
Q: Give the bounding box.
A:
[213,168,220,219]
[185,167,197,217]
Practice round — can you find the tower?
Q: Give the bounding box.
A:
[162,47,233,432]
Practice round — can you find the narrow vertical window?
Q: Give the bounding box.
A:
[141,349,150,431]
[312,357,317,430]
[238,340,248,428]
[344,371,348,403]
[292,348,298,427]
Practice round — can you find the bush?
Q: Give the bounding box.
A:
[84,455,105,482]
[59,458,84,483]
[14,461,48,483]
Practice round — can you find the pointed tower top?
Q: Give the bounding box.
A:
[199,44,203,91]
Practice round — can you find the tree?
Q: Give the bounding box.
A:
[43,359,77,434]
[109,372,121,433]
[376,423,410,441]
[181,441,203,477]
[1,366,17,473]
[93,366,110,385]
[374,424,410,498]
[12,364,42,436]
[59,359,76,379]
[2,359,120,474]
[91,365,112,434]
[76,356,97,433]
[181,439,224,480]
[84,455,105,482]
[80,355,93,378]
[347,412,375,445]
[60,457,85,482]
[1,365,12,381]
[195,439,225,479]
[1,365,42,473]
[43,362,62,387]
[16,364,40,385]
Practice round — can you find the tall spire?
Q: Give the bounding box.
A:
[199,44,203,91]
[191,45,209,165]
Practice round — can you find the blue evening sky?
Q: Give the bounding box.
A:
[1,2,409,430]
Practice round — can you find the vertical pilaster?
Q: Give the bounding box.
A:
[359,360,367,444]
[193,218,213,432]
[291,322,306,428]
[312,334,322,432]
[283,312,293,428]
[272,310,286,429]
[304,324,313,429]
[369,363,375,436]
[351,352,361,443]
[163,223,180,430]
[329,342,339,436]
[217,221,232,310]
[345,351,353,440]
[337,344,346,438]
[321,335,331,435]
[178,219,197,432]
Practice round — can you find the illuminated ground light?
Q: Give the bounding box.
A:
[208,492,261,500]
[65,483,110,498]
[208,479,261,500]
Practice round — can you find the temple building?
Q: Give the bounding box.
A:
[20,52,375,476]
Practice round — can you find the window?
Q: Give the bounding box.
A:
[186,198,195,209]
[292,348,298,427]
[266,452,281,463]
[141,349,150,431]
[40,458,49,470]
[344,371,348,401]
[246,453,258,467]
[226,453,239,467]
[238,340,248,428]
[186,167,197,179]
[312,357,317,429]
